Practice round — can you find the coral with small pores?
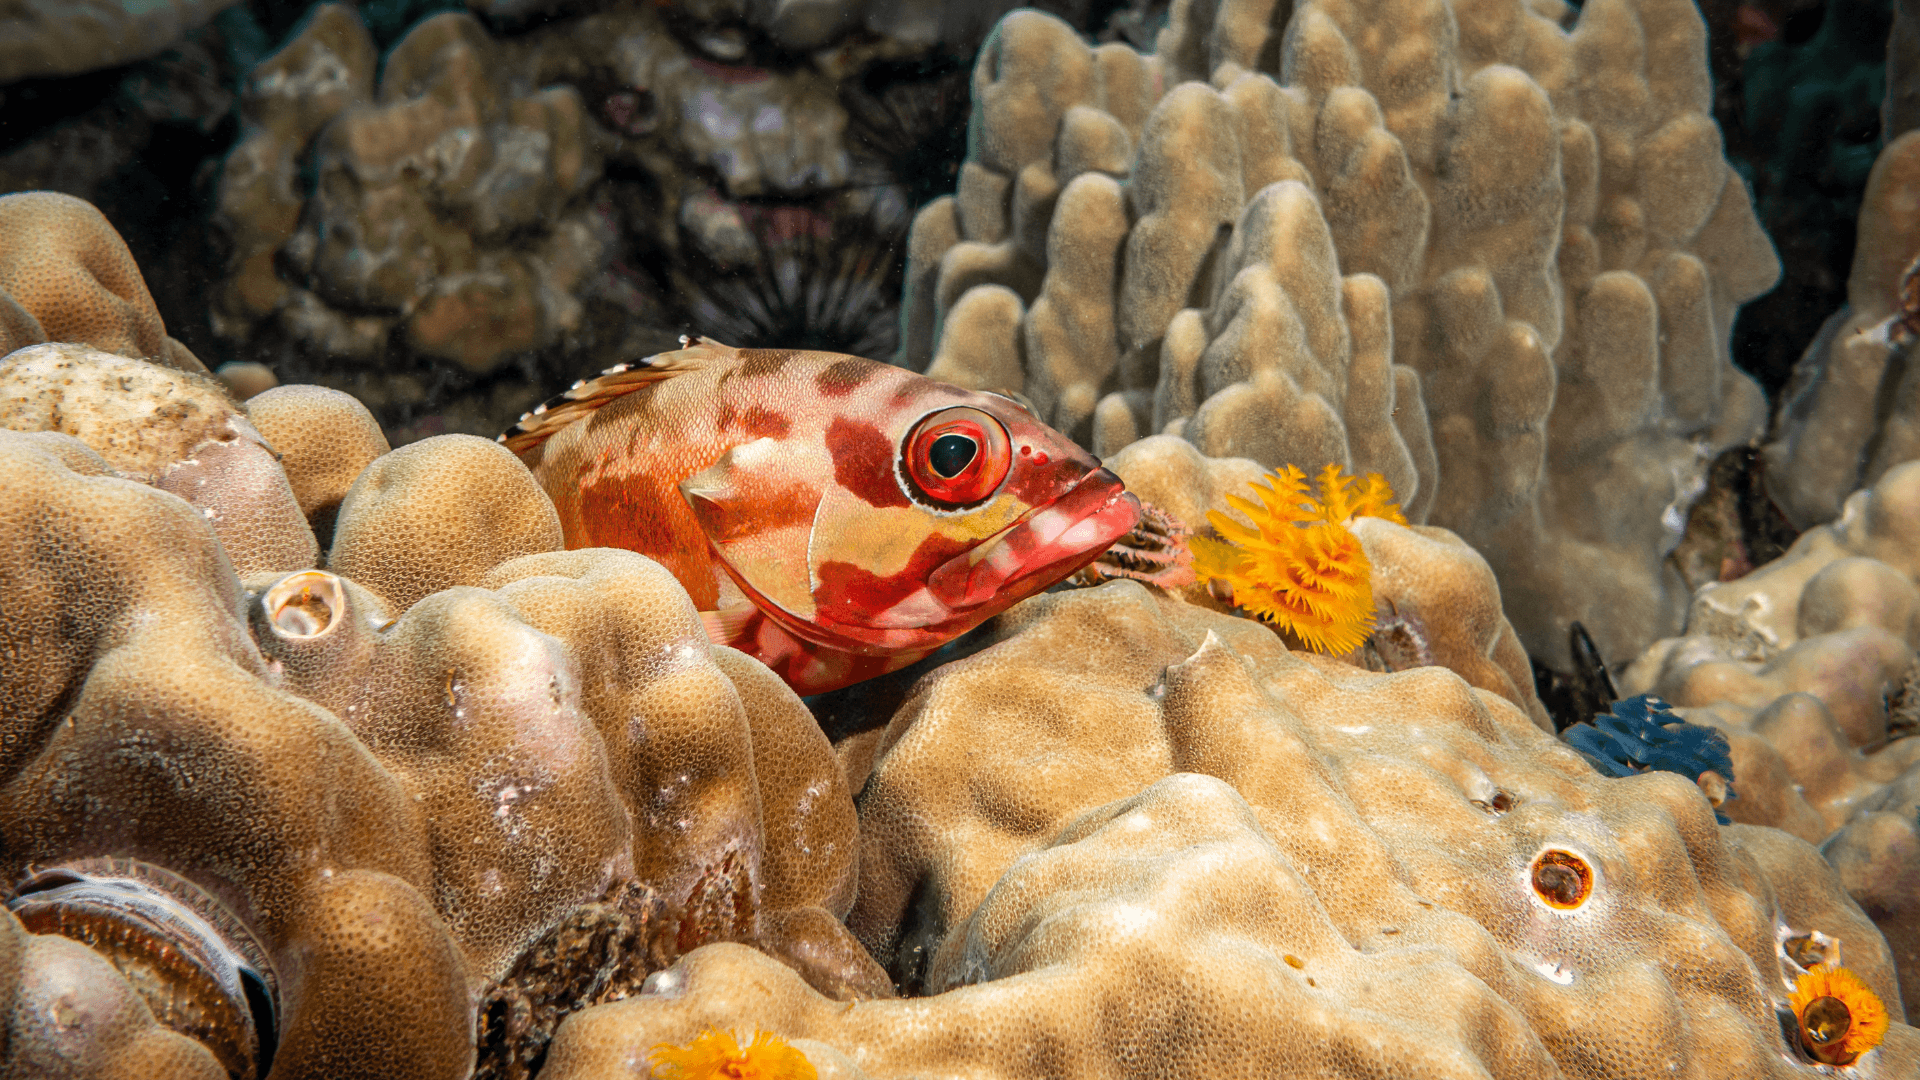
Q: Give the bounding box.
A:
[0,191,209,372]
[903,0,1781,672]
[539,582,1918,1077]
[1623,458,1920,1009]
[1109,435,1554,730]
[0,342,887,1076]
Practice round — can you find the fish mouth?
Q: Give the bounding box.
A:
[926,468,1142,611]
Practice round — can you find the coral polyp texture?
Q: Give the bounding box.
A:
[540,583,1917,1077]
[0,191,208,373]
[1622,458,1920,1010]
[903,0,1781,669]
[0,343,884,1076]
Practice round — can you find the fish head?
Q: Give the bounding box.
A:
[678,360,1139,657]
[798,383,1140,653]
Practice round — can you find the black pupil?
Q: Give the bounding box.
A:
[929,433,977,478]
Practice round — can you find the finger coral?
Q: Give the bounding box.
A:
[1190,463,1406,653]
[904,0,1780,670]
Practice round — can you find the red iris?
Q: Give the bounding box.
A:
[903,407,1011,506]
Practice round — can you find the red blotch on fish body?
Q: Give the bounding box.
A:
[816,358,873,397]
[825,416,909,508]
[814,530,974,625]
[717,402,791,440]
[574,465,721,608]
[1002,453,1085,506]
[737,350,795,378]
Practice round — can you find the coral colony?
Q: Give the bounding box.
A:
[7,0,1920,1075]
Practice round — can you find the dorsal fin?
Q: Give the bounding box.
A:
[498,336,738,457]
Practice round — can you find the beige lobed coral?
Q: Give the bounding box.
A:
[0,347,881,1074]
[1763,131,1920,528]
[1622,459,1920,1008]
[903,0,1780,669]
[0,191,208,373]
[541,581,1915,1077]
[213,7,620,385]
[208,0,921,438]
[1106,434,1553,729]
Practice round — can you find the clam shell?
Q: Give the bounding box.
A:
[7,858,278,1080]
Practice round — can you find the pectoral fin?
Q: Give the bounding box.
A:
[700,605,760,648]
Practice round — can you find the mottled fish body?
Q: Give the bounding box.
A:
[502,338,1140,693]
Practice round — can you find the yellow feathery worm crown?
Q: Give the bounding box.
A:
[648,1027,818,1080]
[1788,964,1888,1066]
[1190,464,1407,654]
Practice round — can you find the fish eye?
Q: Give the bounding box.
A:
[905,407,1011,506]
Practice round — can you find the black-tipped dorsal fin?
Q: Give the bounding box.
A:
[499,337,737,457]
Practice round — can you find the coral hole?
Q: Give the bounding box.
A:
[1529,848,1594,910]
[265,571,344,638]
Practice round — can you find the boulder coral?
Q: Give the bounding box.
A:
[0,346,882,1075]
[542,582,1918,1078]
[903,0,1782,670]
[0,191,208,372]
[212,7,624,384]
[1107,435,1553,730]
[1622,459,1920,1008]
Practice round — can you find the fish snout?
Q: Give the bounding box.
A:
[926,468,1141,610]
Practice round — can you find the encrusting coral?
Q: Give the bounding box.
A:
[903,0,1781,671]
